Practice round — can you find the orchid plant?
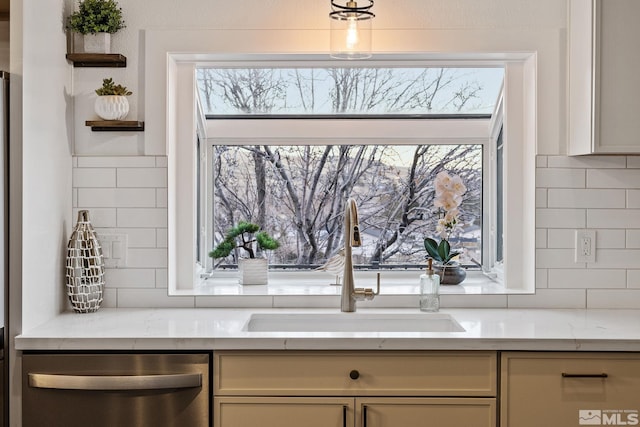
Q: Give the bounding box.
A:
[424,171,467,265]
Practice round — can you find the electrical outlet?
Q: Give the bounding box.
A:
[575,230,596,263]
[99,233,128,268]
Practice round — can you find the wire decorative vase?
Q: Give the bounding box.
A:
[65,210,105,313]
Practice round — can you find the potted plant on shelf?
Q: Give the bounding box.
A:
[209,221,280,285]
[66,0,125,54]
[424,171,468,285]
[94,77,132,121]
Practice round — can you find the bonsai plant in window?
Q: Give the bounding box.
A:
[94,77,132,121]
[424,171,468,285]
[209,221,280,285]
[66,0,126,53]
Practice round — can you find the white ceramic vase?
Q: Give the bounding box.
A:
[238,258,269,285]
[94,95,129,120]
[83,33,111,53]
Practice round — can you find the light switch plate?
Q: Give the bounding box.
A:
[575,229,596,263]
[99,233,128,268]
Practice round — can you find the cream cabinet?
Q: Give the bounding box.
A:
[213,351,497,427]
[501,352,640,427]
[216,397,354,427]
[355,398,495,427]
[569,0,640,154]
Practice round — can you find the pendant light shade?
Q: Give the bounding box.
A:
[329,0,375,60]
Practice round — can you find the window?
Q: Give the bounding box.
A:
[195,65,506,289]
[150,32,542,296]
[208,143,483,271]
[197,67,503,116]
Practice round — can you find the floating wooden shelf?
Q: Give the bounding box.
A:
[66,53,127,68]
[85,120,145,132]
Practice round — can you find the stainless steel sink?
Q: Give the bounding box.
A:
[244,312,465,333]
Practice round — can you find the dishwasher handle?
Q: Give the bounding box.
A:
[28,372,202,391]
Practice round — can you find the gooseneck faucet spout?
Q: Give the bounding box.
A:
[341,199,361,312]
[341,198,380,312]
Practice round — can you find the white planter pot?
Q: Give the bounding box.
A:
[94,95,129,121]
[83,33,111,54]
[238,258,269,285]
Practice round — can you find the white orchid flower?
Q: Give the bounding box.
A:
[434,192,461,211]
[431,171,466,242]
[435,171,451,182]
[444,210,459,223]
[450,175,467,195]
[435,181,448,196]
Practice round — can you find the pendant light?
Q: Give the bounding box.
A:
[329,0,375,59]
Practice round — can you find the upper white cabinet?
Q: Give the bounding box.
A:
[569,0,640,154]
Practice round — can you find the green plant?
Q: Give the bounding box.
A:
[95,78,132,96]
[424,238,462,265]
[66,0,125,35]
[209,221,280,259]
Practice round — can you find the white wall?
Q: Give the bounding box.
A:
[63,0,640,310]
[528,156,640,308]
[15,0,640,324]
[12,1,73,424]
[72,154,640,309]
[21,0,72,330]
[70,0,568,155]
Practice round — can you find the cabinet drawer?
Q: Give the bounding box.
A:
[215,351,497,397]
[501,352,640,427]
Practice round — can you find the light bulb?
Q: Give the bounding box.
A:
[329,0,374,59]
[345,17,359,50]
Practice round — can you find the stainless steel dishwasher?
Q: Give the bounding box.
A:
[22,353,210,427]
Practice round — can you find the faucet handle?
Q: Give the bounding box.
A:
[360,288,377,300]
[352,273,381,301]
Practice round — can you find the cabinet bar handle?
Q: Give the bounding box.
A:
[343,405,347,427]
[363,404,368,427]
[28,373,202,391]
[561,373,608,378]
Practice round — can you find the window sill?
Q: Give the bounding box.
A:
[185,270,526,296]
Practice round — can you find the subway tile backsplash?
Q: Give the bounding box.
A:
[73,156,170,307]
[73,155,640,309]
[536,155,640,309]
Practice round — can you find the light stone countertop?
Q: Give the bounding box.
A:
[14,308,640,351]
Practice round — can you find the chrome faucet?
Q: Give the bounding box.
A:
[341,198,380,312]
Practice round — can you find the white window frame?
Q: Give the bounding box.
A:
[147,30,546,297]
[175,56,533,296]
[201,118,494,278]
[485,91,505,281]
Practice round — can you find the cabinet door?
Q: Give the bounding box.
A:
[501,352,640,427]
[214,397,354,427]
[569,0,640,154]
[356,398,496,427]
[594,0,640,153]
